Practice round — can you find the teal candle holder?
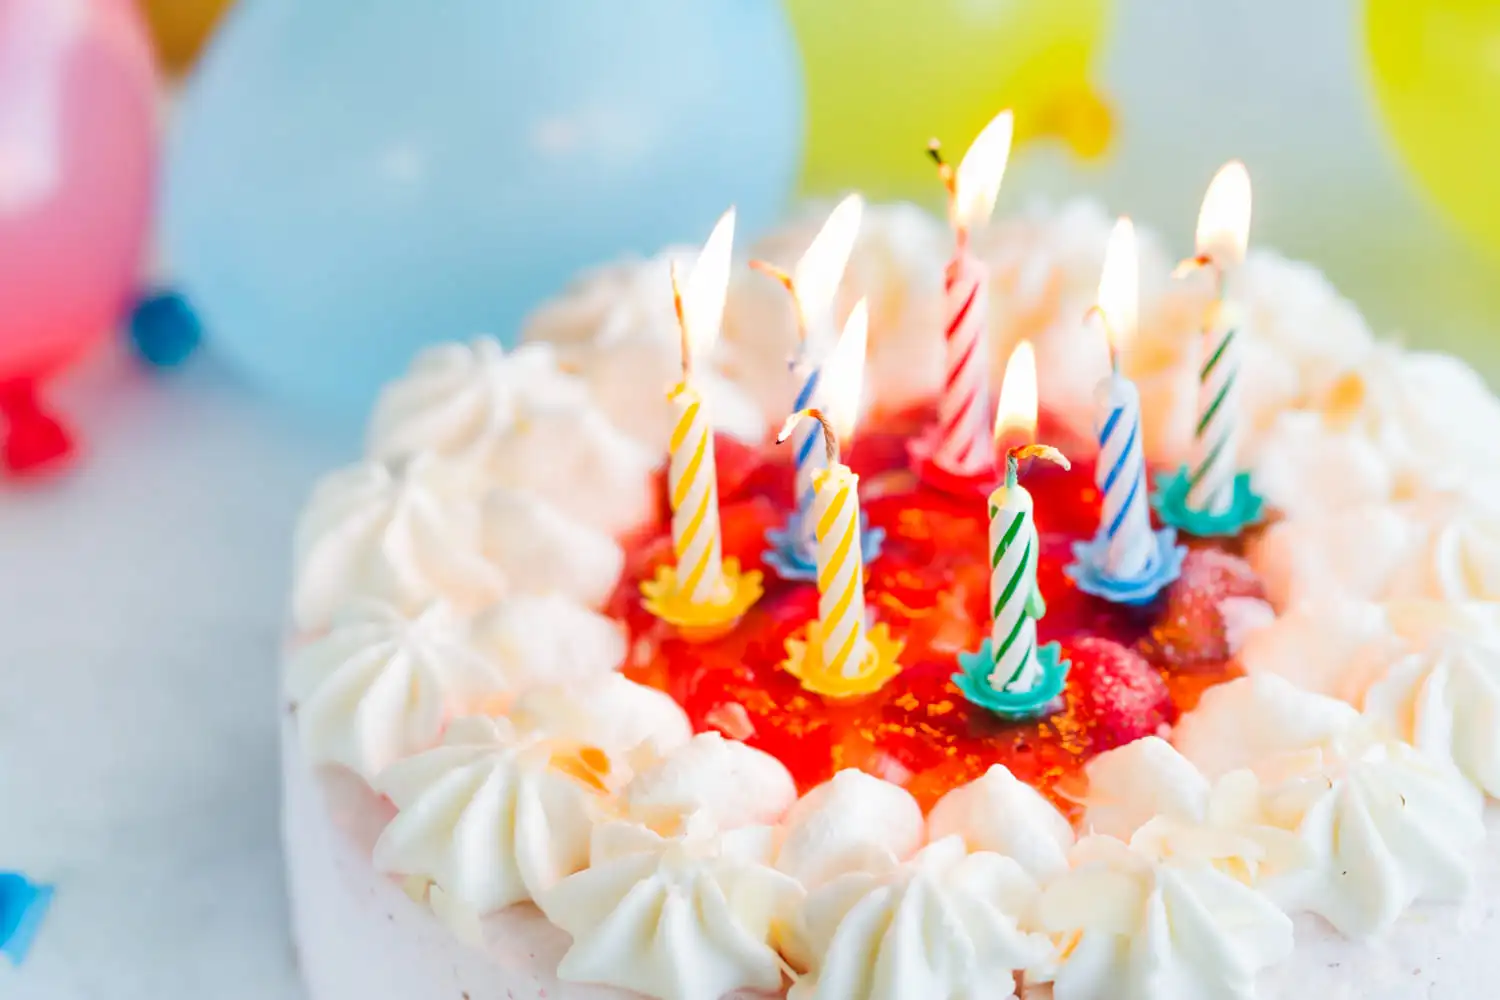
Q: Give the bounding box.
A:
[953,639,1069,720]
[1152,466,1265,538]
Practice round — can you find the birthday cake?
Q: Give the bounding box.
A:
[281,121,1500,1000]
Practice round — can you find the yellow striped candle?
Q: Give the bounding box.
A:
[666,379,727,604]
[640,208,764,631]
[779,300,903,697]
[812,458,864,676]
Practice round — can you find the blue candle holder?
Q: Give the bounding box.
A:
[1067,527,1185,606]
[0,872,53,965]
[952,639,1070,720]
[764,511,885,582]
[1152,466,1265,538]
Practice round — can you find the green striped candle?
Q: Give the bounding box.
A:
[1185,160,1252,516]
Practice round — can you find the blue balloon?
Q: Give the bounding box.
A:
[164,0,803,416]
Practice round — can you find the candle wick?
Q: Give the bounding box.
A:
[1006,443,1070,484]
[750,260,813,370]
[777,407,839,465]
[1084,304,1119,372]
[1173,251,1228,294]
[670,260,691,380]
[928,137,959,215]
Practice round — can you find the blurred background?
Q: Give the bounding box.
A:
[1,0,1497,996]
[4,0,1499,453]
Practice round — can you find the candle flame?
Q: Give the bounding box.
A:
[953,109,1014,232]
[818,298,869,445]
[1195,160,1252,268]
[678,207,736,370]
[993,339,1038,445]
[1095,217,1139,358]
[792,194,863,340]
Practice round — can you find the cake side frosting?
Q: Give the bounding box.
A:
[282,199,1500,1000]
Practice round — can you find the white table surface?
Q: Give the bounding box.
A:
[0,350,353,1000]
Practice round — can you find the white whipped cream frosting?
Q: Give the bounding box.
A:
[1251,410,1396,519]
[1081,738,1309,883]
[1251,503,1420,609]
[284,601,507,780]
[625,731,798,832]
[1038,826,1294,1000]
[371,715,606,922]
[480,488,624,610]
[788,835,1048,1000]
[1174,676,1485,937]
[1365,601,1500,797]
[926,763,1075,881]
[1082,737,1212,841]
[1173,676,1361,778]
[489,401,657,537]
[1233,598,1401,702]
[292,458,505,632]
[508,673,692,766]
[470,593,625,689]
[775,769,924,891]
[1254,493,1500,609]
[367,338,586,468]
[1310,344,1500,495]
[542,815,802,1000]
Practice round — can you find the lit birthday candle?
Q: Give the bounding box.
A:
[1155,161,1264,535]
[641,209,763,631]
[1066,218,1185,605]
[953,341,1073,720]
[919,110,1014,482]
[1093,219,1155,578]
[755,197,883,580]
[779,300,904,698]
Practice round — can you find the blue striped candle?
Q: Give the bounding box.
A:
[791,364,825,550]
[1094,370,1155,579]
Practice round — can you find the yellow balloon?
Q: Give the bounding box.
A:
[787,0,1115,200]
[1366,0,1500,264]
[138,0,237,75]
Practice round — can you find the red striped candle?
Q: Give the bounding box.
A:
[927,109,1014,480]
[932,252,993,475]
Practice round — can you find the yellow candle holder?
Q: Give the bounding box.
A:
[783,619,904,699]
[640,558,763,641]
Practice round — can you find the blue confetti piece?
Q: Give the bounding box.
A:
[129,290,204,369]
[0,872,53,965]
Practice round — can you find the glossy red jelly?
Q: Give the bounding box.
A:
[610,407,1243,814]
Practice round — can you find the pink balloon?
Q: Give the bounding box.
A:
[0,0,157,381]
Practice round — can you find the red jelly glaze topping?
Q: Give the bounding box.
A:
[611,406,1246,815]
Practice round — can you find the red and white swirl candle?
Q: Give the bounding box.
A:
[926,110,1014,480]
[932,251,994,475]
